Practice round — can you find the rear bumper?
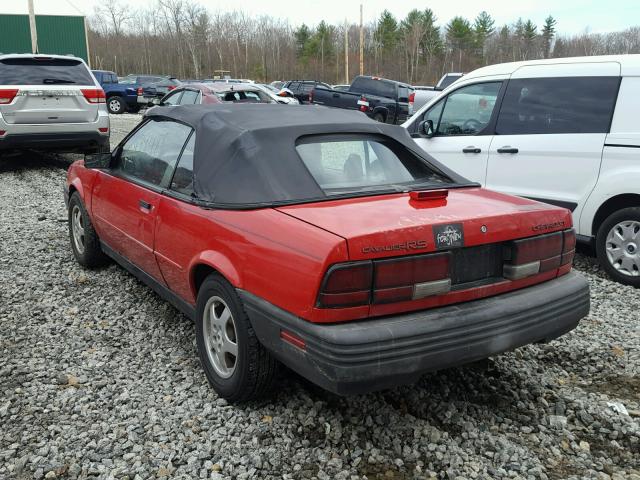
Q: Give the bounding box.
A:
[241,272,590,395]
[0,131,109,152]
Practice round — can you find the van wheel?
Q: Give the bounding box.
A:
[195,274,278,402]
[68,192,109,268]
[596,207,640,287]
[373,113,385,123]
[107,96,125,114]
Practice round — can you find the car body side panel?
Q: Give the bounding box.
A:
[153,196,349,318]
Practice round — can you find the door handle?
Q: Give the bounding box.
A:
[139,199,153,211]
[497,146,519,154]
[332,93,340,98]
[462,146,481,154]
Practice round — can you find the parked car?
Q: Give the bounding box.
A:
[153,84,223,108]
[120,74,179,103]
[65,104,589,401]
[0,54,109,153]
[208,83,275,103]
[312,75,414,124]
[269,80,285,90]
[412,73,464,111]
[254,84,299,104]
[405,54,640,286]
[281,80,332,103]
[92,69,150,114]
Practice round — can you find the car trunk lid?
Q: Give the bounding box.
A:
[0,86,99,124]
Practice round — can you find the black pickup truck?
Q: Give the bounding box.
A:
[311,76,414,124]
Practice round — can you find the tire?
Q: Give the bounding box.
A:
[596,207,640,287]
[107,96,125,114]
[373,112,385,123]
[195,274,278,402]
[68,192,109,268]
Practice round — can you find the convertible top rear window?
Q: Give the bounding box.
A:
[296,135,450,195]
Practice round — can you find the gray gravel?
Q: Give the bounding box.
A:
[1,113,639,480]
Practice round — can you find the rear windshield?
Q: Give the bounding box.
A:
[296,135,451,196]
[0,58,94,85]
[350,77,396,99]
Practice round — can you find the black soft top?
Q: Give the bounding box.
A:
[146,104,470,207]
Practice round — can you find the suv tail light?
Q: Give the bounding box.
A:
[0,89,19,104]
[309,88,314,103]
[167,85,176,91]
[357,95,369,112]
[81,88,106,104]
[504,229,575,280]
[137,87,143,96]
[409,91,415,113]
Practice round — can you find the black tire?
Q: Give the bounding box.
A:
[595,207,640,287]
[68,192,109,268]
[195,274,278,402]
[107,96,125,114]
[373,112,385,123]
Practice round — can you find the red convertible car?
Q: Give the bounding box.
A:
[65,104,589,402]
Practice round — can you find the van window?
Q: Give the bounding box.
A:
[495,77,619,135]
[436,82,502,135]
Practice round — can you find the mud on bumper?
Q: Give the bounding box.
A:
[240,272,590,395]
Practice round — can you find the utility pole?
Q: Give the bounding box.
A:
[359,4,364,76]
[28,0,38,54]
[344,19,349,84]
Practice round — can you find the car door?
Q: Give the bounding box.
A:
[485,63,621,218]
[91,119,193,283]
[410,81,504,183]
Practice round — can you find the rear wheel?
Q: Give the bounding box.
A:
[596,207,640,286]
[373,112,385,123]
[195,274,278,402]
[68,192,109,268]
[107,96,125,114]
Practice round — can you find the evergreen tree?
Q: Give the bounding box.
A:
[294,24,311,59]
[374,10,399,53]
[473,11,495,56]
[446,16,473,69]
[542,15,557,57]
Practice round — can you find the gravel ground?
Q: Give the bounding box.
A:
[0,113,638,480]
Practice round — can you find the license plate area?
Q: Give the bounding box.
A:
[450,244,504,288]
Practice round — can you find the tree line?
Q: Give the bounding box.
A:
[89,0,640,86]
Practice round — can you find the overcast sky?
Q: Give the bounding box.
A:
[5,0,638,35]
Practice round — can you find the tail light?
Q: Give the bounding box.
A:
[168,85,176,91]
[409,91,415,114]
[317,253,452,308]
[137,87,143,96]
[357,95,369,112]
[81,88,106,104]
[0,89,19,104]
[0,130,6,136]
[504,229,575,280]
[309,89,314,103]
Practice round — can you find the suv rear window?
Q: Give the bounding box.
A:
[296,135,450,195]
[0,58,94,85]
[350,77,396,99]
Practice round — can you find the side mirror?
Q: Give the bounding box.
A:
[418,119,435,138]
[84,152,112,169]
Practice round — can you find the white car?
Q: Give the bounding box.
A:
[0,54,110,153]
[254,84,299,105]
[405,54,640,285]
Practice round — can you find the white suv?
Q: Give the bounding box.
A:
[0,54,109,153]
[405,54,640,286]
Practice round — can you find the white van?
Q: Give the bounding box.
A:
[405,54,640,286]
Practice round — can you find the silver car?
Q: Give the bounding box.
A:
[0,54,110,153]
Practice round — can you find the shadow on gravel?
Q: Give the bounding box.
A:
[0,150,75,173]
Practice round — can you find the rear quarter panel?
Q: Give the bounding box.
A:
[67,160,98,211]
[153,198,349,320]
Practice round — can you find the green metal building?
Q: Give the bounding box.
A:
[0,14,89,63]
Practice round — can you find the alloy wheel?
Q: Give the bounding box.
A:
[71,205,85,254]
[203,296,238,378]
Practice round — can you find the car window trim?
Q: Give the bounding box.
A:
[167,129,196,195]
[432,80,505,138]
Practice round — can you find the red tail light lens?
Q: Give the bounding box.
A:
[504,230,573,280]
[309,89,314,103]
[0,89,19,104]
[137,87,143,96]
[81,88,106,104]
[168,85,176,91]
[409,91,415,105]
[561,229,576,266]
[318,262,372,308]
